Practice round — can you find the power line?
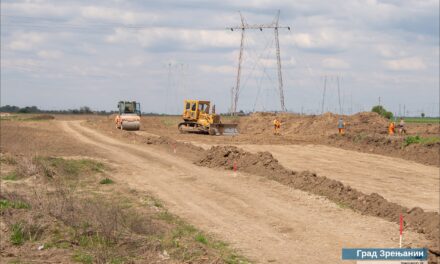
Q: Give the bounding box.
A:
[228,10,291,115]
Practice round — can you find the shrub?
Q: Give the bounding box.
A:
[0,199,30,210]
[10,223,25,245]
[371,105,393,119]
[404,135,421,146]
[3,171,18,181]
[10,222,44,245]
[195,233,208,244]
[403,135,440,146]
[99,178,114,184]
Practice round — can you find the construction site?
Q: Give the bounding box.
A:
[1,1,439,264]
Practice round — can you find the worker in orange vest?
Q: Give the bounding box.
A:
[337,117,346,135]
[388,121,395,135]
[273,117,281,135]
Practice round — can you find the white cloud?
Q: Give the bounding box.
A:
[2,2,73,17]
[80,6,157,24]
[106,28,240,50]
[383,57,426,71]
[37,50,63,59]
[1,58,42,72]
[375,45,407,58]
[8,32,46,51]
[199,65,235,74]
[286,29,352,52]
[322,58,350,69]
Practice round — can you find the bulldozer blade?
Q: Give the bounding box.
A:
[211,124,238,135]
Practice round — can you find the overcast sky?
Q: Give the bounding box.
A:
[1,0,439,116]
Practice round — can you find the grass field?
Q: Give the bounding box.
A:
[404,117,440,124]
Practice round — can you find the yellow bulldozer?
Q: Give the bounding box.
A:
[178,100,238,135]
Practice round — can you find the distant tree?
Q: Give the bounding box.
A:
[17,106,40,113]
[371,105,393,119]
[0,105,20,112]
[421,112,425,118]
[79,106,92,114]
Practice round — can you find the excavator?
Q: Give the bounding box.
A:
[115,101,141,130]
[178,100,238,135]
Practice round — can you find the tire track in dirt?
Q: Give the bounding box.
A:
[179,141,439,213]
[62,121,431,264]
[239,144,439,213]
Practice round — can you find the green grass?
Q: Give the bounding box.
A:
[0,199,30,210]
[46,158,104,175]
[73,252,93,264]
[99,178,114,184]
[3,171,18,181]
[404,135,440,146]
[404,117,440,124]
[335,201,350,209]
[10,223,25,245]
[157,210,176,223]
[35,157,105,178]
[195,233,208,244]
[156,210,249,263]
[0,114,54,122]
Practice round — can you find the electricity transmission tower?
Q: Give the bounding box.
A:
[228,10,290,114]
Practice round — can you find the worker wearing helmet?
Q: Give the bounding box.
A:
[398,118,406,136]
[388,121,395,135]
[273,117,281,135]
[337,117,345,135]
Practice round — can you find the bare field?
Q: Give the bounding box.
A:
[105,113,439,166]
[1,116,439,263]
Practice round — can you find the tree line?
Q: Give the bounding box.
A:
[0,105,173,116]
[0,105,113,115]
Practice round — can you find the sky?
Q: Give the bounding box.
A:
[1,0,439,116]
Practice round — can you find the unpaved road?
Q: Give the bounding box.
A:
[239,145,440,213]
[183,142,439,213]
[63,121,430,263]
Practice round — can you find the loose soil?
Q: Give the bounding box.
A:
[3,117,438,263]
[68,121,436,263]
[195,146,439,258]
[84,112,440,166]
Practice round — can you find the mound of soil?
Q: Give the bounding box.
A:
[328,133,440,166]
[196,146,439,257]
[238,112,389,136]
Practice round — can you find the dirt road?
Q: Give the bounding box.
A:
[62,121,429,263]
[183,142,439,213]
[239,145,440,213]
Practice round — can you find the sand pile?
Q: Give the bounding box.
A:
[196,146,439,256]
[238,112,390,136]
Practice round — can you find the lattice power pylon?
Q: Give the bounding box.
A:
[229,10,290,114]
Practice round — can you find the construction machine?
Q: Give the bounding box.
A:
[115,101,141,130]
[178,100,238,135]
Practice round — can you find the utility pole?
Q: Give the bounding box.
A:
[166,62,172,114]
[274,10,286,112]
[230,86,234,114]
[321,76,327,114]
[337,75,342,115]
[228,10,290,115]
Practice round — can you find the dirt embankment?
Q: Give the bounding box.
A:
[195,146,440,260]
[237,112,439,166]
[81,113,439,166]
[238,112,389,136]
